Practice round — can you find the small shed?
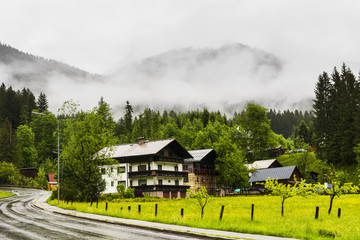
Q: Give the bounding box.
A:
[47,173,57,191]
[249,166,302,189]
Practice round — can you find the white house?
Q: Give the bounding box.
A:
[99,138,191,198]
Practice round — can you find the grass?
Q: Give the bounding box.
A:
[0,190,15,198]
[48,194,360,240]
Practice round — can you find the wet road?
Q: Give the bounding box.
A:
[0,188,199,240]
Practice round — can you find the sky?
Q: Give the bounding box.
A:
[1,0,360,116]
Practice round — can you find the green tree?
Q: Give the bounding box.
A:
[240,103,272,160]
[30,111,57,165]
[61,109,117,202]
[313,64,360,166]
[0,161,22,184]
[322,166,359,214]
[97,97,115,130]
[124,100,133,138]
[264,177,314,217]
[37,92,48,112]
[0,119,19,164]
[187,187,211,219]
[16,125,38,168]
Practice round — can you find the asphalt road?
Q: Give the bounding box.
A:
[0,188,200,240]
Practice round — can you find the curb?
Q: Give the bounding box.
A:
[32,197,238,240]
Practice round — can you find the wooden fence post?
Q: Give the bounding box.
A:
[338,208,341,218]
[251,204,254,221]
[155,204,158,217]
[181,208,184,218]
[219,205,225,221]
[128,206,131,213]
[105,202,108,211]
[315,206,319,219]
[138,205,141,214]
[96,200,98,208]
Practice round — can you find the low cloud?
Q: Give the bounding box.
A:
[2,43,313,119]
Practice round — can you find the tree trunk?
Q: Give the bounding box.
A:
[201,208,204,219]
[281,198,285,217]
[328,195,334,214]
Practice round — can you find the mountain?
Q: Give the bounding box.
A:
[0,42,312,116]
[121,43,283,83]
[0,42,102,90]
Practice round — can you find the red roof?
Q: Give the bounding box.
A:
[48,173,57,184]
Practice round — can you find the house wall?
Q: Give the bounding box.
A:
[100,163,128,193]
[101,161,185,194]
[184,173,216,194]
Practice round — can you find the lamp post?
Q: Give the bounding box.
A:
[32,111,60,204]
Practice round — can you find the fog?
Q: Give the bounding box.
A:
[1,0,360,118]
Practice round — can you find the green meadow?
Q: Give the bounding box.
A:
[0,190,15,198]
[48,194,360,240]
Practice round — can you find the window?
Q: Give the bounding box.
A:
[111,181,114,187]
[158,179,163,186]
[158,165,162,170]
[110,167,113,172]
[139,180,147,186]
[118,181,126,186]
[101,168,105,174]
[130,180,132,187]
[118,167,125,174]
[138,165,146,171]
[201,177,204,183]
[129,166,132,172]
[168,180,171,183]
[196,177,199,182]
[183,165,188,170]
[174,165,178,172]
[175,180,179,186]
[184,177,189,183]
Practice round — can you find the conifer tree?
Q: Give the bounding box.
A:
[124,100,133,136]
[37,92,48,112]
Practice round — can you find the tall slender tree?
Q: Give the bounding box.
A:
[37,92,48,112]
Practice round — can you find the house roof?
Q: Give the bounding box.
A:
[48,173,57,184]
[248,166,297,183]
[100,138,191,159]
[245,159,279,170]
[184,149,214,162]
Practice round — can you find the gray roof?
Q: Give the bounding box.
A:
[249,166,297,183]
[184,149,213,162]
[100,139,182,158]
[245,159,277,170]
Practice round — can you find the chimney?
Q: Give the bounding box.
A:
[137,137,146,145]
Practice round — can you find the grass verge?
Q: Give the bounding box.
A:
[0,190,15,198]
[48,194,360,239]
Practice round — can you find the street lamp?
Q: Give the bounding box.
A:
[32,112,60,204]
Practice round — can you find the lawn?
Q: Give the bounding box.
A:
[48,194,360,239]
[0,190,15,198]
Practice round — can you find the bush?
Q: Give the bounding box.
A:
[117,184,126,195]
[123,187,135,199]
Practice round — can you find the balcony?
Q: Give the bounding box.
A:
[193,169,217,175]
[128,170,188,178]
[133,185,189,192]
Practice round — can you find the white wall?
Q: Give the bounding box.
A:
[100,163,127,194]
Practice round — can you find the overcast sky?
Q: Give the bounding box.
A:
[1,0,360,115]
